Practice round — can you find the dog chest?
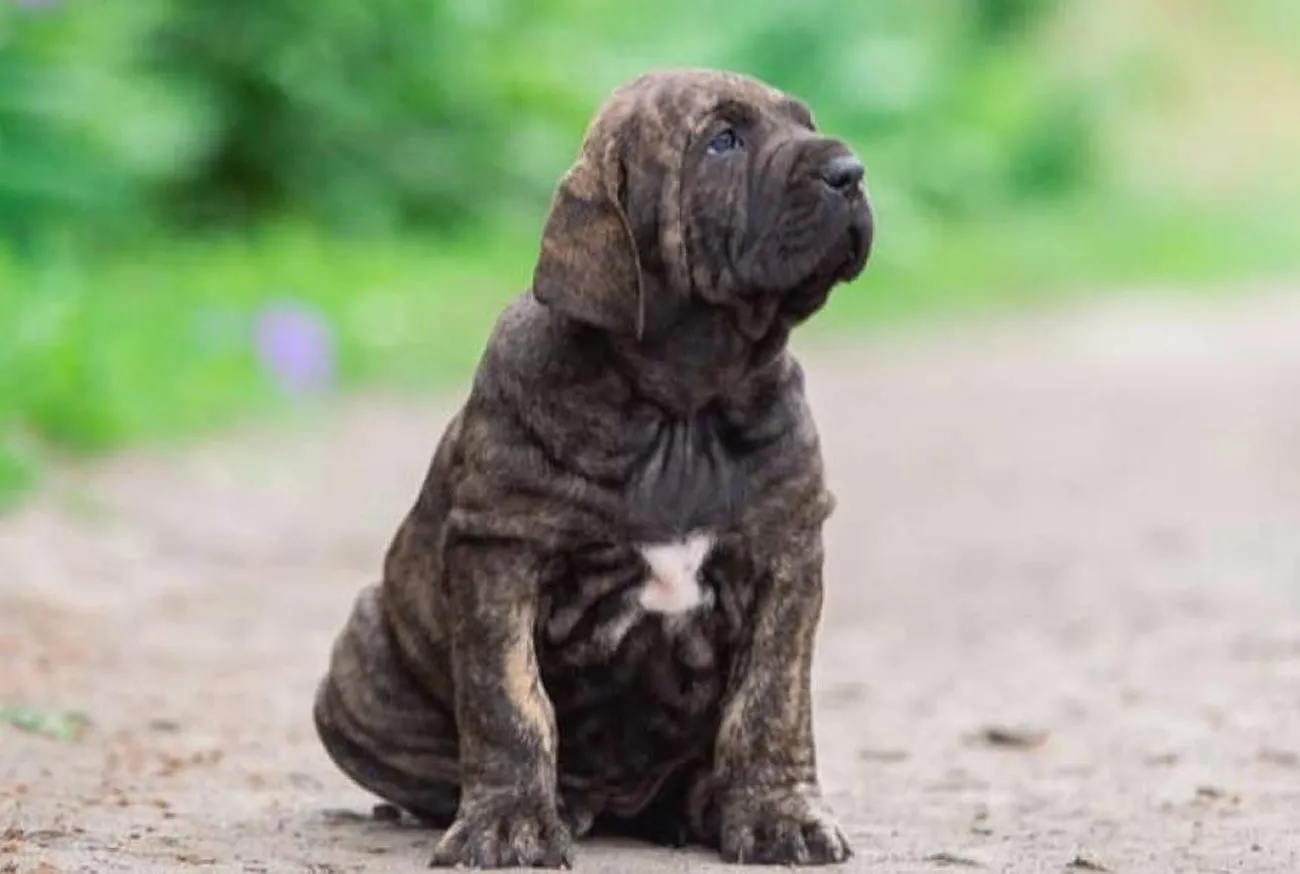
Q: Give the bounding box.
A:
[620,409,750,543]
[636,532,715,614]
[539,536,731,661]
[536,407,766,668]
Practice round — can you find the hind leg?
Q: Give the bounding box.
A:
[313,584,461,825]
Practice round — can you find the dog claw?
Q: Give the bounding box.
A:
[428,795,574,869]
[719,787,852,866]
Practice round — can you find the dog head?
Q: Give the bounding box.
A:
[532,68,874,341]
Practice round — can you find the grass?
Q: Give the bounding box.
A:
[0,226,528,500]
[3,186,1298,511]
[4,0,1300,510]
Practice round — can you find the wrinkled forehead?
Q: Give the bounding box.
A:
[582,69,812,154]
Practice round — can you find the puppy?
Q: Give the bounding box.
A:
[313,67,874,868]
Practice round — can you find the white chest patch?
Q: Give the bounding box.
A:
[636,532,716,615]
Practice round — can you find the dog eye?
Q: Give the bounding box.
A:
[706,129,742,156]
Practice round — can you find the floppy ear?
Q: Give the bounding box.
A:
[531,138,645,338]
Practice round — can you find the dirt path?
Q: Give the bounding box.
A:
[3,288,1300,873]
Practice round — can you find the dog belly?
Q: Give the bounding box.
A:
[543,619,727,822]
[554,703,718,821]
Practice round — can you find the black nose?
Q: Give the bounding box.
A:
[820,154,865,193]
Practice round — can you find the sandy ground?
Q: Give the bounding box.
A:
[3,288,1300,874]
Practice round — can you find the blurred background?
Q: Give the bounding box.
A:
[1,0,1298,507]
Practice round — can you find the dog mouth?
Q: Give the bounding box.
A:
[836,199,873,281]
[802,220,869,289]
[838,226,868,280]
[767,202,873,320]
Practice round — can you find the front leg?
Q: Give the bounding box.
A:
[704,522,851,866]
[429,540,573,869]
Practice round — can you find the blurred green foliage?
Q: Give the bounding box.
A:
[0,0,1297,506]
[0,0,1101,242]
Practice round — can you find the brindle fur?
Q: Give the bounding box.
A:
[313,67,874,868]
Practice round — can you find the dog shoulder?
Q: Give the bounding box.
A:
[471,292,585,404]
[414,294,619,549]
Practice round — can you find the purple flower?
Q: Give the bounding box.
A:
[252,302,337,397]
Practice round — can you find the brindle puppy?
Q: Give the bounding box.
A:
[313,67,874,868]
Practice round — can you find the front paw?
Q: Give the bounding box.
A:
[429,792,573,869]
[719,785,851,866]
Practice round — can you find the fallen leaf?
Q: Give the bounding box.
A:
[926,851,984,867]
[320,808,371,825]
[1258,747,1298,768]
[372,803,402,822]
[173,853,215,865]
[1142,752,1179,767]
[978,725,1048,749]
[0,706,91,742]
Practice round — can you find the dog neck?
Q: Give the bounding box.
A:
[598,303,792,417]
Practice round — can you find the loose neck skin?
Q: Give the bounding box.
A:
[591,293,796,418]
